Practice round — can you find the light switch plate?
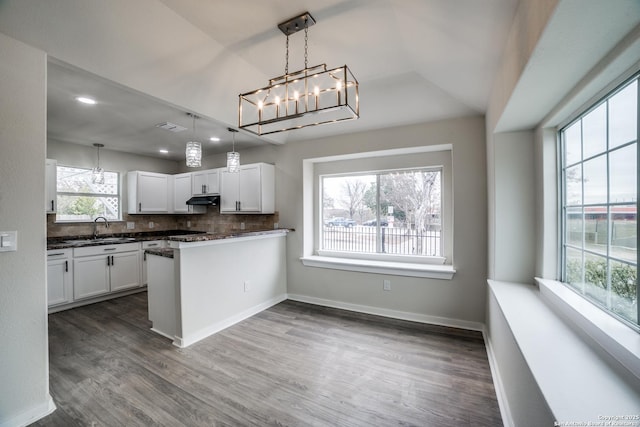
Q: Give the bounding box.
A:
[0,231,18,252]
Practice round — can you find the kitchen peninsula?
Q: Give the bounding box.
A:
[146,229,290,347]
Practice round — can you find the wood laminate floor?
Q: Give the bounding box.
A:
[35,292,503,427]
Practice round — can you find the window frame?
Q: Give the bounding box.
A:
[317,166,446,265]
[301,145,456,280]
[558,72,639,331]
[55,164,122,223]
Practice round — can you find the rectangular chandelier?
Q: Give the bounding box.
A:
[239,65,358,136]
[238,12,359,136]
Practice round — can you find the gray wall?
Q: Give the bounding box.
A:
[0,32,53,423]
[204,117,488,325]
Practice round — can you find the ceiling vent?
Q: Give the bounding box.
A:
[155,122,187,132]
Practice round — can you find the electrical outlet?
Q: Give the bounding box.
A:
[148,221,154,229]
[240,222,245,230]
[187,220,191,228]
[274,222,279,229]
[126,222,135,230]
[244,280,251,292]
[383,279,391,291]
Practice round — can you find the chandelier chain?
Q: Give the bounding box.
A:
[285,34,289,75]
[304,20,309,69]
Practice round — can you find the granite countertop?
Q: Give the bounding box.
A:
[47,229,293,250]
[168,228,293,243]
[46,230,205,250]
[144,247,175,259]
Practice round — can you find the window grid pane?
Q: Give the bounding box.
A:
[321,168,442,257]
[561,74,639,330]
[56,166,121,221]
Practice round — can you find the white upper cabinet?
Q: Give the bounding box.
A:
[220,163,274,214]
[46,159,57,213]
[128,171,171,214]
[192,169,220,196]
[173,172,204,214]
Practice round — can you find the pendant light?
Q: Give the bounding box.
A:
[185,113,202,168]
[227,128,240,173]
[238,11,359,136]
[92,143,105,184]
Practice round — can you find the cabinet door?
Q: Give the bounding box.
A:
[192,169,219,195]
[239,165,261,212]
[45,159,57,213]
[205,169,220,194]
[142,240,165,285]
[110,251,141,292]
[47,258,72,306]
[138,172,169,212]
[220,169,240,212]
[173,173,192,213]
[74,256,110,300]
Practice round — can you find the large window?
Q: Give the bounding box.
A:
[320,166,444,263]
[560,73,638,330]
[56,166,120,222]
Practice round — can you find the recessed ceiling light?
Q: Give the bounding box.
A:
[159,149,169,154]
[210,137,220,142]
[75,96,97,105]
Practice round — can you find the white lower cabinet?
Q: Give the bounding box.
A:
[141,240,166,285]
[73,243,141,300]
[47,249,73,307]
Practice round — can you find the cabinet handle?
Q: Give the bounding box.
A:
[48,252,64,257]
[111,255,114,266]
[139,202,142,212]
[51,200,55,211]
[202,184,206,193]
[104,248,117,251]
[65,260,68,272]
[144,252,147,261]
[107,256,111,266]
[148,243,158,247]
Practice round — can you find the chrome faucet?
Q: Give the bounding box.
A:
[93,216,109,239]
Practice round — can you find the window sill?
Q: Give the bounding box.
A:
[535,277,640,379]
[300,255,456,279]
[488,280,640,423]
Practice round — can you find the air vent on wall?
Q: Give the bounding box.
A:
[155,122,187,132]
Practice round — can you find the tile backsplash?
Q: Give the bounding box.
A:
[47,206,278,238]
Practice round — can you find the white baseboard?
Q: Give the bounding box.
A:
[0,394,56,427]
[173,294,288,348]
[482,328,514,427]
[286,293,484,331]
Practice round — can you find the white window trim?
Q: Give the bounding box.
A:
[302,144,456,279]
[300,255,456,279]
[55,165,122,222]
[536,277,640,380]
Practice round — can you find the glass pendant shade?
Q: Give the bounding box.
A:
[185,141,202,168]
[92,143,105,184]
[92,167,105,184]
[227,151,240,173]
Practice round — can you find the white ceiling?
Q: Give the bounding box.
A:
[47,0,519,161]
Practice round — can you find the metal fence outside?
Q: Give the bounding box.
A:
[322,225,441,256]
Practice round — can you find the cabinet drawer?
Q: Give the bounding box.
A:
[47,248,72,259]
[142,240,166,249]
[73,242,140,257]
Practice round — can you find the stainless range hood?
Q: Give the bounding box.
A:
[186,195,220,205]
